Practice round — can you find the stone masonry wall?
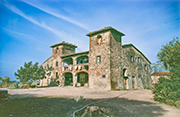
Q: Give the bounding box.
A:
[121,47,151,89]
[89,31,111,90]
[109,31,122,90]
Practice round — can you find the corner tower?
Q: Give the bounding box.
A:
[86,27,125,90]
[50,41,77,58]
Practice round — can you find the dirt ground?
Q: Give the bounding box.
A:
[1,87,180,117]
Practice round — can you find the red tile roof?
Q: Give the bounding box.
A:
[50,41,77,48]
[151,71,170,76]
[86,26,125,36]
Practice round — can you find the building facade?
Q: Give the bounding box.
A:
[40,27,152,90]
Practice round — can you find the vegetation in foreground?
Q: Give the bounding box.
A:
[152,37,180,108]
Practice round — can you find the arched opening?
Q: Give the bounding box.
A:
[123,68,128,89]
[97,35,102,45]
[76,55,88,64]
[123,69,128,78]
[63,72,73,86]
[62,58,73,66]
[76,72,88,86]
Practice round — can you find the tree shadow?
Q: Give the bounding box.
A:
[0,93,167,117]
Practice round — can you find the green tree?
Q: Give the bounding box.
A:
[45,64,54,78]
[157,37,180,72]
[4,77,10,83]
[0,76,4,83]
[153,37,180,105]
[15,61,46,85]
[151,63,164,73]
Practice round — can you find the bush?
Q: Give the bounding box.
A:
[14,82,19,89]
[166,99,175,105]
[175,101,180,108]
[152,77,180,106]
[30,82,39,88]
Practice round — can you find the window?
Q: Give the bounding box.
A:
[56,62,58,67]
[137,57,141,63]
[144,64,147,71]
[96,56,101,63]
[56,47,58,53]
[97,35,102,45]
[130,56,134,62]
[134,56,137,63]
[102,73,106,78]
[56,72,58,77]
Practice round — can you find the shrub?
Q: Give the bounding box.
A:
[175,101,180,108]
[152,76,180,105]
[14,82,19,89]
[166,99,175,105]
[30,82,38,88]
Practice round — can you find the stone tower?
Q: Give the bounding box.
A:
[86,27,125,90]
[50,41,77,58]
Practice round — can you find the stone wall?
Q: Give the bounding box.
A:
[121,46,151,89]
[89,31,111,90]
[109,31,122,90]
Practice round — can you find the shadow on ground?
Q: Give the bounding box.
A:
[0,94,167,117]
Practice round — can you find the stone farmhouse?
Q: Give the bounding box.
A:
[40,27,152,90]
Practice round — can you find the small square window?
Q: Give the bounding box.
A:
[96,56,101,63]
[102,73,106,78]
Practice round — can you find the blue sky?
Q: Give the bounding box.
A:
[0,0,179,81]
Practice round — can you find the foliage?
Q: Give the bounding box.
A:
[0,76,11,84]
[153,37,180,106]
[151,63,164,73]
[14,82,19,89]
[45,64,54,77]
[14,61,46,85]
[157,37,180,71]
[153,77,180,102]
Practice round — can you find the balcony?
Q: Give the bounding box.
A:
[62,63,89,72]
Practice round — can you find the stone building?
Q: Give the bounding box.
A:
[40,27,152,90]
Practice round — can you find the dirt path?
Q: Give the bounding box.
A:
[3,87,180,117]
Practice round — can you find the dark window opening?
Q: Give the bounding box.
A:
[97,35,102,45]
[56,72,58,77]
[130,56,134,62]
[84,65,89,70]
[145,64,147,71]
[56,47,59,53]
[63,58,73,66]
[96,56,101,63]
[102,73,106,78]
[76,56,89,64]
[56,62,58,66]
[137,57,141,63]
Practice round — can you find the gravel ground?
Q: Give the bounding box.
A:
[1,87,180,117]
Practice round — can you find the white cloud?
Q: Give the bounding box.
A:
[21,0,90,31]
[2,0,82,46]
[3,28,49,46]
